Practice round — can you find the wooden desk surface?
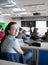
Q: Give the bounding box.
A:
[0,60,27,65]
[22,42,48,50]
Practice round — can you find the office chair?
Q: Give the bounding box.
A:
[0,52,21,63]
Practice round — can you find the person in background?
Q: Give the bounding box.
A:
[22,30,27,41]
[41,29,48,42]
[29,22,32,36]
[17,28,23,38]
[45,29,48,41]
[0,25,2,32]
[0,25,4,40]
[32,28,39,36]
[1,22,32,65]
[1,28,4,33]
[45,29,48,36]
[29,27,33,40]
[18,28,27,41]
[30,28,39,40]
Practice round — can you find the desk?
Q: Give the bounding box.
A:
[21,42,48,65]
[22,42,48,50]
[0,60,27,65]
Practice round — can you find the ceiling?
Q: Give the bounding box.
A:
[0,0,48,17]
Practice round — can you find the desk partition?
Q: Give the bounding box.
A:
[37,50,48,65]
[22,42,48,65]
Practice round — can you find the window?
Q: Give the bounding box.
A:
[36,21,46,28]
[46,21,48,27]
[21,21,36,27]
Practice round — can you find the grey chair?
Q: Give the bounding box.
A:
[0,52,21,63]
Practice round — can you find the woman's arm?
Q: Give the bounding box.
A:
[14,46,24,54]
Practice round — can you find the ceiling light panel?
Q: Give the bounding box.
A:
[20,12,30,15]
[10,0,16,5]
[13,8,25,12]
[4,4,15,7]
[0,0,16,7]
[0,11,2,14]
[1,13,11,16]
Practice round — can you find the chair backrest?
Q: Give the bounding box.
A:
[37,50,48,65]
[0,52,21,63]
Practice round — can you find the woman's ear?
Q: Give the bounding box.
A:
[8,30,10,34]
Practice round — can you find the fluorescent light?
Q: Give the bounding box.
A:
[0,0,16,7]
[13,8,25,12]
[4,4,15,7]
[0,11,2,14]
[0,7,2,9]
[4,1,16,7]
[13,8,21,11]
[20,12,27,14]
[1,14,11,16]
[20,12,30,15]
[22,8,25,11]
[11,1,16,5]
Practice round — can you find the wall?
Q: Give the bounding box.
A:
[21,16,48,36]
[21,16,48,21]
[0,15,11,23]
[0,15,48,36]
[0,15,12,29]
[11,18,21,27]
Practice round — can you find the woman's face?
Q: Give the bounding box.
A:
[8,24,19,36]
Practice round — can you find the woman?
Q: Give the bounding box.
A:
[1,22,32,65]
[22,30,27,41]
[30,28,39,40]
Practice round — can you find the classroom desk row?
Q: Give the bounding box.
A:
[22,42,48,50]
[0,60,27,65]
[21,41,48,65]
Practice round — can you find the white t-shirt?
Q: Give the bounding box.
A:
[1,35,19,53]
